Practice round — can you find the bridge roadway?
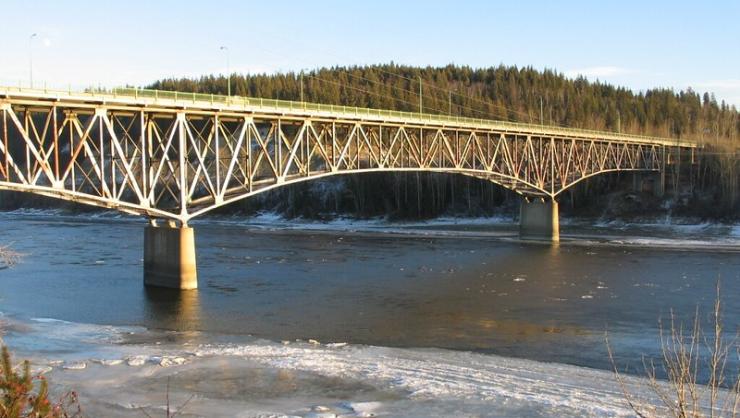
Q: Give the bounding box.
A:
[0,86,698,289]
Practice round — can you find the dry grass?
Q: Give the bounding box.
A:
[608,281,740,417]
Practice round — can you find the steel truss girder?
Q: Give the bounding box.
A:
[0,99,687,224]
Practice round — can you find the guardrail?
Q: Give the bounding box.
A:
[0,85,697,147]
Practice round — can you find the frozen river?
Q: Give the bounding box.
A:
[0,211,738,417]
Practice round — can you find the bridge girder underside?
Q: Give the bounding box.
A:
[0,101,671,223]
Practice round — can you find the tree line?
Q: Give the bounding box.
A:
[150,63,739,142]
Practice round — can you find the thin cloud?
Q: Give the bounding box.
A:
[564,66,636,78]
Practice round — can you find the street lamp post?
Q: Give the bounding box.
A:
[219,46,230,96]
[418,76,423,114]
[300,70,304,102]
[29,33,37,88]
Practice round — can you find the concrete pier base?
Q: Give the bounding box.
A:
[519,199,560,242]
[143,225,198,290]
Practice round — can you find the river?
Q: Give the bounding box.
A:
[0,211,738,417]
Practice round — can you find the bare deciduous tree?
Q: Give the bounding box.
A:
[608,282,740,418]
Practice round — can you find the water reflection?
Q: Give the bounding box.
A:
[143,287,202,333]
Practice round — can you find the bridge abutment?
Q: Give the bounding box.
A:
[519,199,560,242]
[143,223,198,290]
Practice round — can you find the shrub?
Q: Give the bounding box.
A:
[0,346,81,418]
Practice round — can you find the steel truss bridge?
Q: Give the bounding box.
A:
[0,86,697,225]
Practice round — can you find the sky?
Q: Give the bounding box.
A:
[1,0,739,106]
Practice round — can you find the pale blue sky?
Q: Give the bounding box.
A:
[2,0,738,105]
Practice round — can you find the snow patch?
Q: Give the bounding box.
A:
[62,361,86,370]
[193,340,634,416]
[126,355,148,366]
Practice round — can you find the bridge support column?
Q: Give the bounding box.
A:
[519,199,559,242]
[144,222,198,290]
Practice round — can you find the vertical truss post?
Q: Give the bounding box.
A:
[98,110,105,190]
[52,105,59,185]
[2,106,8,181]
[214,114,221,197]
[69,113,76,192]
[177,112,188,221]
[24,109,30,181]
[550,136,555,196]
[140,111,147,202]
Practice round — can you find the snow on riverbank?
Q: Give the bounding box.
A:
[2,207,737,232]
[2,208,739,251]
[8,315,731,417]
[0,315,646,417]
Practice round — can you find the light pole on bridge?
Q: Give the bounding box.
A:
[219,46,231,96]
[300,70,304,102]
[28,33,37,89]
[418,76,423,114]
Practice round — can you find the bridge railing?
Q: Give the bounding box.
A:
[0,84,697,147]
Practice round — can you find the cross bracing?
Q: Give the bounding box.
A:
[0,86,697,224]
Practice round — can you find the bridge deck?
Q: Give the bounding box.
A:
[0,86,696,148]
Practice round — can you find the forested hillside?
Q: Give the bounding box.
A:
[150,64,739,142]
[145,64,740,221]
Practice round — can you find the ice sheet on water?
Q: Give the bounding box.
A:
[11,315,736,417]
[62,361,86,370]
[732,225,740,237]
[91,359,124,366]
[198,211,517,234]
[126,355,147,366]
[619,237,740,248]
[6,313,639,416]
[0,208,136,221]
[28,317,140,345]
[191,340,635,416]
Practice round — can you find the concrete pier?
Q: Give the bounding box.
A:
[143,224,198,290]
[519,199,560,242]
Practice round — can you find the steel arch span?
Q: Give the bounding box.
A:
[0,87,697,225]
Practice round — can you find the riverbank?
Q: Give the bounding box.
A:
[2,206,739,238]
[0,314,644,417]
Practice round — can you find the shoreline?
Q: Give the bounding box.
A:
[1,208,738,254]
[0,313,643,417]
